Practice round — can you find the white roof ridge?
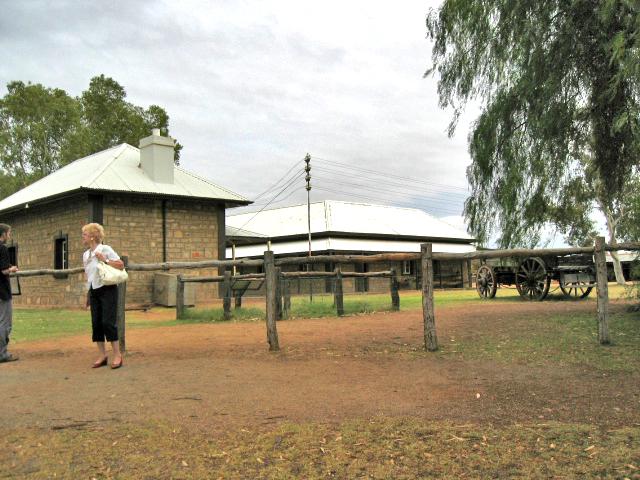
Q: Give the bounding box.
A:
[176,166,249,201]
[228,199,444,219]
[84,144,130,188]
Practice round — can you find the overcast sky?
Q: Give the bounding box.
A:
[0,0,478,230]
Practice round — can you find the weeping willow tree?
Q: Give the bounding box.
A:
[426,0,640,283]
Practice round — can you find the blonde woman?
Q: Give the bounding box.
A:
[82,223,125,369]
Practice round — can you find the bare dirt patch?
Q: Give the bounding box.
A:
[2,300,638,435]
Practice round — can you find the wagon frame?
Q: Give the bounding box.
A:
[475,253,596,301]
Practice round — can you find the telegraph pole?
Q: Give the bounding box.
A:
[304,153,313,302]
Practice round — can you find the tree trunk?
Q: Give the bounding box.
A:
[603,209,626,285]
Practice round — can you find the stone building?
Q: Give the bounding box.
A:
[0,130,249,307]
[226,200,476,296]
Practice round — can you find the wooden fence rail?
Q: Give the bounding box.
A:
[175,269,400,322]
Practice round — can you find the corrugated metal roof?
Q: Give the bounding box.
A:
[0,143,249,212]
[226,200,474,241]
[225,225,267,238]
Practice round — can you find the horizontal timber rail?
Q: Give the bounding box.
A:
[181,273,265,283]
[281,270,393,279]
[12,267,85,278]
[606,242,640,251]
[127,258,263,271]
[275,253,419,266]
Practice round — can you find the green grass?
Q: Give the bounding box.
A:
[180,306,264,323]
[437,309,640,372]
[180,288,520,323]
[10,309,91,343]
[4,418,639,479]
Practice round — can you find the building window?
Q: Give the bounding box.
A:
[54,235,69,270]
[7,245,17,267]
[355,262,369,292]
[88,194,104,224]
[402,260,414,275]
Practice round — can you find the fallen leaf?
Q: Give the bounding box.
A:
[181,460,188,467]
[584,445,595,452]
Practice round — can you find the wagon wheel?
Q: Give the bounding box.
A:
[476,265,497,299]
[515,257,551,301]
[560,275,594,299]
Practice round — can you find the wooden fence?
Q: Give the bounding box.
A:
[177,268,400,322]
[10,238,640,353]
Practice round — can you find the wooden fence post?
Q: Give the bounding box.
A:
[390,268,400,311]
[264,251,280,351]
[421,243,438,351]
[276,267,283,320]
[594,236,610,345]
[283,277,291,318]
[176,274,185,320]
[223,270,232,321]
[117,256,128,353]
[235,293,242,309]
[334,267,344,316]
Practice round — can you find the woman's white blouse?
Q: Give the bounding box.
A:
[83,244,121,290]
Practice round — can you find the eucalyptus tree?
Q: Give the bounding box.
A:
[80,75,182,163]
[0,75,181,200]
[0,81,81,196]
[426,0,640,283]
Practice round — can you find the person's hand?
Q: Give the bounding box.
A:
[9,266,18,273]
[94,251,106,262]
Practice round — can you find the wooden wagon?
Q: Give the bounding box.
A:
[475,254,596,301]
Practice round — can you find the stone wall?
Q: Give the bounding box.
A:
[1,193,224,307]
[103,195,222,306]
[3,197,88,307]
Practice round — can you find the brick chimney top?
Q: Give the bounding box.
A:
[139,129,175,184]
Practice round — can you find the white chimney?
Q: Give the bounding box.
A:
[139,128,175,184]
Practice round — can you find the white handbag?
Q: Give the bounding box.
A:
[96,261,128,285]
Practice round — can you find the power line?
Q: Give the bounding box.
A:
[313,186,464,216]
[313,173,469,207]
[311,155,470,192]
[228,170,305,233]
[313,165,468,199]
[251,158,305,202]
[242,186,306,208]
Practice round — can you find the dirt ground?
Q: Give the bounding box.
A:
[1,301,638,434]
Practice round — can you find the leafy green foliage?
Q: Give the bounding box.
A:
[79,74,182,161]
[0,75,181,200]
[426,1,640,247]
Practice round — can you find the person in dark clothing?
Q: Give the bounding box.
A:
[0,223,19,363]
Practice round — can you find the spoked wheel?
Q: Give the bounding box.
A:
[560,280,593,299]
[515,257,551,301]
[476,265,497,299]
